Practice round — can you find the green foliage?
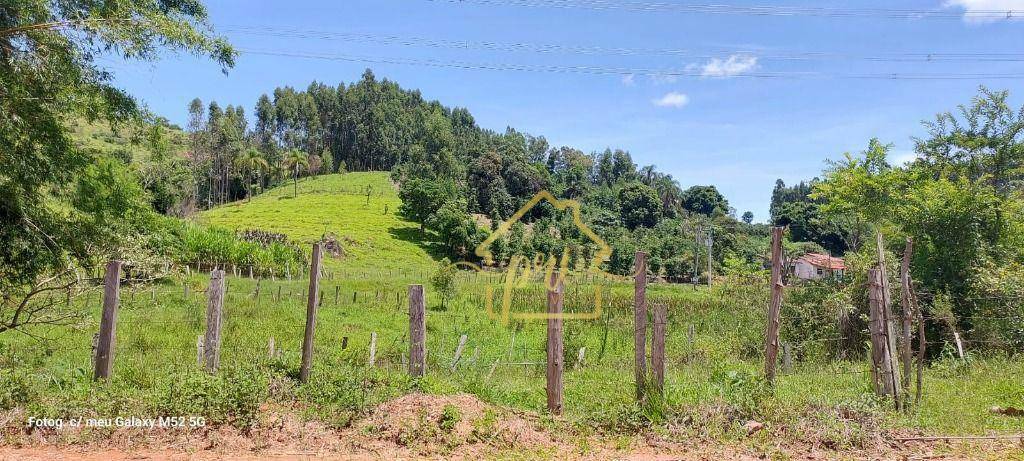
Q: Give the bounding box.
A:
[426,200,484,260]
[398,178,459,231]
[681,185,730,217]
[157,367,267,429]
[0,0,233,290]
[430,259,458,309]
[710,368,770,417]
[158,219,305,275]
[0,369,36,411]
[439,404,461,433]
[618,182,662,229]
[969,262,1024,350]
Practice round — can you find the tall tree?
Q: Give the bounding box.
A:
[0,0,233,291]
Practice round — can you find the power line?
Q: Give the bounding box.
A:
[425,0,1023,20]
[221,25,1024,63]
[238,48,1024,80]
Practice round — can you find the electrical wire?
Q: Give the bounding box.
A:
[425,0,1024,21]
[238,47,1024,80]
[221,25,1024,63]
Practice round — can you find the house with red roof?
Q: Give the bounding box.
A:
[791,253,846,280]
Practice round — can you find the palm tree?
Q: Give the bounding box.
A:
[234,148,269,202]
[282,150,309,198]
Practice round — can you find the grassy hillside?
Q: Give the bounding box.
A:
[67,118,188,161]
[198,172,437,272]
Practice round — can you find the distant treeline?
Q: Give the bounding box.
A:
[179,69,765,278]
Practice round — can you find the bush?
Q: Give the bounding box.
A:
[710,368,770,417]
[156,367,267,429]
[0,369,37,410]
[967,261,1024,352]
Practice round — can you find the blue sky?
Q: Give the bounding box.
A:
[105,0,1024,222]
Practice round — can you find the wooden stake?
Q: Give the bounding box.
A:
[651,303,667,392]
[408,285,426,377]
[868,267,901,403]
[300,243,323,382]
[874,233,902,406]
[451,334,468,371]
[196,335,204,366]
[368,332,377,367]
[782,342,793,373]
[203,269,225,373]
[765,226,784,385]
[546,273,564,415]
[93,260,122,381]
[575,347,586,370]
[634,251,648,401]
[268,337,275,359]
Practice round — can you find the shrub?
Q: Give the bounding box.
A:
[0,369,37,410]
[438,404,461,433]
[710,368,770,417]
[156,367,267,429]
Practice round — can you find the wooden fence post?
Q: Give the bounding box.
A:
[899,237,915,403]
[874,233,902,406]
[546,273,564,415]
[651,303,667,393]
[204,269,225,373]
[408,284,426,377]
[868,267,901,403]
[634,251,648,401]
[765,226,784,385]
[300,243,323,382]
[93,260,122,381]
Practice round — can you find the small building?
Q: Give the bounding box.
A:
[791,253,845,280]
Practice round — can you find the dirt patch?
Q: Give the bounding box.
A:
[3,395,1024,460]
[357,393,558,456]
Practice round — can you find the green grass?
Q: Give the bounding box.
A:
[197,172,436,273]
[2,171,1022,450]
[2,272,1021,446]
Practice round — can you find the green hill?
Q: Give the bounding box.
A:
[197,172,437,272]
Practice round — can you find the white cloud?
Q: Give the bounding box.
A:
[888,150,919,165]
[700,54,758,78]
[652,91,689,108]
[945,0,1024,22]
[621,74,635,86]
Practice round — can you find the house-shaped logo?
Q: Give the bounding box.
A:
[459,190,613,323]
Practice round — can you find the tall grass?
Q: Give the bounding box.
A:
[159,219,306,276]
